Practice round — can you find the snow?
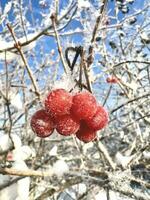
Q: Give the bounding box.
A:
[143,150,150,160]
[53,73,76,92]
[0,145,32,200]
[72,183,87,195]
[0,37,13,50]
[0,51,17,62]
[95,189,134,200]
[49,145,58,156]
[3,2,12,15]
[78,0,91,9]
[126,0,134,3]
[0,33,37,55]
[0,133,22,153]
[0,183,18,200]
[140,32,150,42]
[9,146,35,161]
[115,152,135,168]
[52,159,69,176]
[10,93,23,111]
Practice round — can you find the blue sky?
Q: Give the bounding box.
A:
[0,0,146,39]
[0,0,148,84]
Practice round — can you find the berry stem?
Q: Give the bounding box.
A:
[81,50,92,93]
[72,135,85,168]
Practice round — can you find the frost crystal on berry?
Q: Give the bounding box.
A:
[30,109,55,138]
[56,114,80,136]
[86,105,109,130]
[71,91,97,120]
[45,89,72,117]
[76,121,97,143]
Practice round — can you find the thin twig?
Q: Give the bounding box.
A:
[95,140,116,170]
[82,50,92,92]
[87,0,108,67]
[113,60,150,69]
[0,3,77,53]
[7,23,41,99]
[51,14,69,74]
[103,85,112,106]
[111,92,150,114]
[4,51,15,149]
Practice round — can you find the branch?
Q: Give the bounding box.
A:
[87,0,108,67]
[113,60,150,69]
[51,14,69,74]
[0,167,149,200]
[35,177,82,200]
[7,23,41,99]
[0,3,77,53]
[0,167,53,177]
[95,140,116,170]
[111,92,150,114]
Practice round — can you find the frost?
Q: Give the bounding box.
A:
[0,33,37,53]
[22,41,36,52]
[115,152,135,168]
[0,1,150,199]
[78,0,91,9]
[15,176,30,200]
[0,37,11,49]
[43,15,51,26]
[72,183,87,195]
[0,145,31,200]
[53,73,76,91]
[0,79,2,89]
[126,0,135,3]
[3,2,12,15]
[0,51,17,62]
[0,133,22,153]
[52,160,69,176]
[89,67,96,83]
[0,37,17,62]
[49,145,57,156]
[10,145,35,161]
[140,32,150,43]
[82,142,93,154]
[0,183,18,200]
[95,189,134,200]
[17,56,25,67]
[125,80,138,92]
[10,93,23,110]
[143,151,150,159]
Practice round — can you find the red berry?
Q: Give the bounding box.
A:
[56,114,80,136]
[30,109,55,138]
[45,89,72,117]
[86,106,109,131]
[71,91,97,120]
[76,121,97,143]
[106,76,119,83]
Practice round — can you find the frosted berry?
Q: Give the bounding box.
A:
[45,89,72,117]
[71,91,97,120]
[106,76,119,83]
[30,109,55,138]
[76,121,97,143]
[86,106,109,131]
[56,114,80,136]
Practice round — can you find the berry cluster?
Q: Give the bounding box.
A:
[30,89,109,143]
